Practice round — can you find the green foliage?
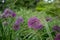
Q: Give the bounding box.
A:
[0,0,15,11]
[36,1,55,11]
[0,0,60,40]
[14,8,59,40]
[36,0,60,17]
[0,0,40,10]
[15,0,39,8]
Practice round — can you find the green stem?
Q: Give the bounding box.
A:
[44,21,53,40]
[43,13,53,40]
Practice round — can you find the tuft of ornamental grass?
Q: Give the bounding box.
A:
[0,8,60,40]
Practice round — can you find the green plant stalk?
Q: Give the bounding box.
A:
[7,18,13,40]
[0,19,6,40]
[42,12,53,40]
[44,21,53,40]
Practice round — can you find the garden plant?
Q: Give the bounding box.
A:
[0,0,60,40]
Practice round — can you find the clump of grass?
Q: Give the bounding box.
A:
[0,8,60,40]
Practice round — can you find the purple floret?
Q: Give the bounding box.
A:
[2,8,16,18]
[54,33,60,40]
[53,25,60,32]
[28,17,43,30]
[15,17,24,25]
[13,17,24,30]
[13,24,20,30]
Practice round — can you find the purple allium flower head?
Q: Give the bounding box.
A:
[2,8,16,18]
[53,25,60,32]
[54,33,60,40]
[2,12,10,18]
[15,17,24,25]
[28,17,43,30]
[13,16,23,30]
[13,24,20,30]
[11,13,16,17]
[46,17,52,22]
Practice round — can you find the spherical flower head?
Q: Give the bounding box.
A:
[53,25,60,32]
[13,17,24,30]
[11,13,16,17]
[3,8,9,14]
[2,13,10,18]
[32,24,43,30]
[2,8,16,18]
[28,17,43,30]
[15,17,24,25]
[54,33,60,40]
[13,24,20,30]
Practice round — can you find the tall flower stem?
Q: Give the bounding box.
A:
[42,12,53,40]
[0,19,6,40]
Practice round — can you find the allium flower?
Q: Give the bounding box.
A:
[54,33,60,40]
[11,13,16,17]
[28,17,43,30]
[46,17,52,22]
[53,25,60,32]
[15,17,24,25]
[13,17,24,30]
[2,8,16,18]
[13,24,20,30]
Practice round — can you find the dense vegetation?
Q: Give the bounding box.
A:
[0,0,60,40]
